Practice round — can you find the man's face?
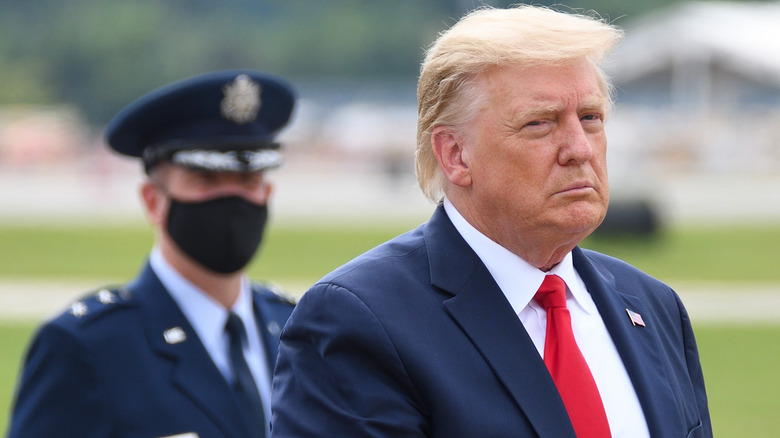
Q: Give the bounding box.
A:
[157,164,271,205]
[458,60,610,248]
[143,164,271,229]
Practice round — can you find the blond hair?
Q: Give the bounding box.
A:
[415,5,624,202]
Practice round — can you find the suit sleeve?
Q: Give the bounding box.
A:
[8,322,111,438]
[271,282,428,437]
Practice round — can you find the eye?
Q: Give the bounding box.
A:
[580,113,605,132]
[238,173,265,188]
[518,118,554,138]
[191,171,218,185]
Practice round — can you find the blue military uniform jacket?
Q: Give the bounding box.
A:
[8,262,295,438]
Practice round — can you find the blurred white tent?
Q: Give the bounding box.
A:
[605,1,780,174]
[610,1,780,108]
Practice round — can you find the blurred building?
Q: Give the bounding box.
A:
[591,1,780,231]
[605,1,780,175]
[5,2,780,226]
[0,105,88,167]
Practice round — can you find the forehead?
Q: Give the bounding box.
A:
[477,61,606,110]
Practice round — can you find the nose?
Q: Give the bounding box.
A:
[557,117,593,166]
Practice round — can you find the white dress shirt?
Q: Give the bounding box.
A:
[443,200,650,438]
[150,248,273,435]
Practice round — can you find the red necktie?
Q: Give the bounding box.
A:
[534,274,611,438]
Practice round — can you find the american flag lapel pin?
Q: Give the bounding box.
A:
[626,308,646,327]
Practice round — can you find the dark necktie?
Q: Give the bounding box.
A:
[225,312,266,438]
[534,274,612,438]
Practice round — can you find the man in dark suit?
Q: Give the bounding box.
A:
[271,6,711,438]
[8,70,297,438]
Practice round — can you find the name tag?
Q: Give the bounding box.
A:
[159,433,198,438]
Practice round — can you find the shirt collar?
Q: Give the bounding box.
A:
[442,199,595,315]
[230,277,256,333]
[149,247,254,347]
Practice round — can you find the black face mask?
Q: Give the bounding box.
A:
[165,195,268,274]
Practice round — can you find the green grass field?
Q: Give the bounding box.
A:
[1,221,779,435]
[2,220,779,283]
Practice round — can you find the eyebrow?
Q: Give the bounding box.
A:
[513,95,607,121]
[513,104,563,121]
[580,96,608,112]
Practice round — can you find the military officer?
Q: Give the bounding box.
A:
[8,70,297,438]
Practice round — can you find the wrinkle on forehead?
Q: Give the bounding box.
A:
[475,62,607,122]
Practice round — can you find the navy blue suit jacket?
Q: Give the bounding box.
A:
[8,262,295,438]
[272,206,711,437]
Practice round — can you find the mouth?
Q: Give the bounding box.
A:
[555,181,595,196]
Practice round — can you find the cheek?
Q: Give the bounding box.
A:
[594,153,609,184]
[242,183,271,205]
[150,196,171,229]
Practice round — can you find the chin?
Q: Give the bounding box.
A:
[559,205,606,236]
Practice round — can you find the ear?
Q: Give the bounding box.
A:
[431,125,472,188]
[140,181,167,228]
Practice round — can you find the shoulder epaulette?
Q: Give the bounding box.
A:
[63,286,136,324]
[253,281,298,305]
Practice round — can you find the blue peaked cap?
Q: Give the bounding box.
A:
[105,70,296,172]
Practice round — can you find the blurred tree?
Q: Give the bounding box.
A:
[0,0,764,126]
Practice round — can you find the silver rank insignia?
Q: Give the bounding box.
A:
[70,301,88,318]
[118,288,133,300]
[97,289,115,304]
[220,74,262,124]
[164,327,187,344]
[267,321,281,337]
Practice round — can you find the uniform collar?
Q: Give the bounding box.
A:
[149,247,253,351]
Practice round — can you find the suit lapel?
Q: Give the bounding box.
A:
[129,263,248,438]
[573,248,686,437]
[426,207,577,438]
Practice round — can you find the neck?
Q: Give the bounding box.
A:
[499,232,576,272]
[445,195,582,272]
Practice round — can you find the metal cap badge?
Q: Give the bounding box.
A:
[220,74,262,125]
